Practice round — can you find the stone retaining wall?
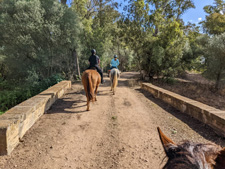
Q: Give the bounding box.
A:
[0,81,71,155]
[142,83,225,137]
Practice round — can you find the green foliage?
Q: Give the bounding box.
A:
[203,13,225,35]
[202,0,225,35]
[0,54,8,80]
[180,23,203,71]
[0,0,82,80]
[1,0,224,112]
[0,74,64,112]
[140,18,187,77]
[162,77,178,85]
[0,0,81,112]
[200,33,225,89]
[122,0,197,78]
[203,0,225,14]
[71,0,122,72]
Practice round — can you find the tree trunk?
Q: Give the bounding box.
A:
[99,0,103,27]
[76,52,81,79]
[215,71,222,91]
[60,0,67,5]
[153,0,170,36]
[72,49,81,80]
[117,41,122,70]
[154,27,159,36]
[50,49,53,76]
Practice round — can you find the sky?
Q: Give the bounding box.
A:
[66,0,215,25]
[182,0,214,24]
[114,0,215,25]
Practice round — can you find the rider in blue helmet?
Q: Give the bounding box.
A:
[110,55,119,69]
[87,49,104,84]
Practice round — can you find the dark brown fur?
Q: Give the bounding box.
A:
[157,127,225,169]
[82,69,101,111]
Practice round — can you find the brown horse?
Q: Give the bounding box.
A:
[157,127,225,169]
[82,69,101,111]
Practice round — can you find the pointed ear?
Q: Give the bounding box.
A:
[157,127,176,155]
[214,147,225,169]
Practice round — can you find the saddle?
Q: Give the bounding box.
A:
[89,67,97,71]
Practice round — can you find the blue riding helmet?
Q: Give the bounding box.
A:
[114,55,117,58]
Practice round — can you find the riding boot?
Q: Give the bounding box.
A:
[95,66,104,84]
[101,75,104,84]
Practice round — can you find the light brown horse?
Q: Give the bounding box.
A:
[109,68,120,95]
[82,69,101,111]
[157,127,225,169]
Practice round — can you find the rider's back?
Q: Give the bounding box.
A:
[111,58,119,68]
[89,54,99,67]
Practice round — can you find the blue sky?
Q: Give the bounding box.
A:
[114,0,214,25]
[182,0,214,24]
[67,0,214,25]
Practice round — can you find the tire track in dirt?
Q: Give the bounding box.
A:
[112,87,164,169]
[94,94,121,169]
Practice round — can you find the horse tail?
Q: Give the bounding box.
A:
[87,74,94,102]
[113,70,118,89]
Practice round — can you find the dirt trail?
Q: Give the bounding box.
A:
[0,72,224,169]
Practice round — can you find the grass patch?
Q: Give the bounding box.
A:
[111,116,117,120]
[0,111,5,115]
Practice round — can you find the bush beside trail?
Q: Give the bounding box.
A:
[0,74,64,113]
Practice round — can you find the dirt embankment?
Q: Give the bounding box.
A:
[0,72,224,169]
[152,76,225,111]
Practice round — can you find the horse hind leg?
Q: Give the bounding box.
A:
[112,85,115,95]
[87,99,90,111]
[112,71,117,95]
[113,88,115,95]
[86,94,88,105]
[86,94,90,111]
[94,85,98,101]
[110,78,113,91]
[112,82,115,94]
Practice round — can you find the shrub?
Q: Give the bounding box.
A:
[0,74,65,113]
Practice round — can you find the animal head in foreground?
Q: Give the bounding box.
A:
[157,127,225,169]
